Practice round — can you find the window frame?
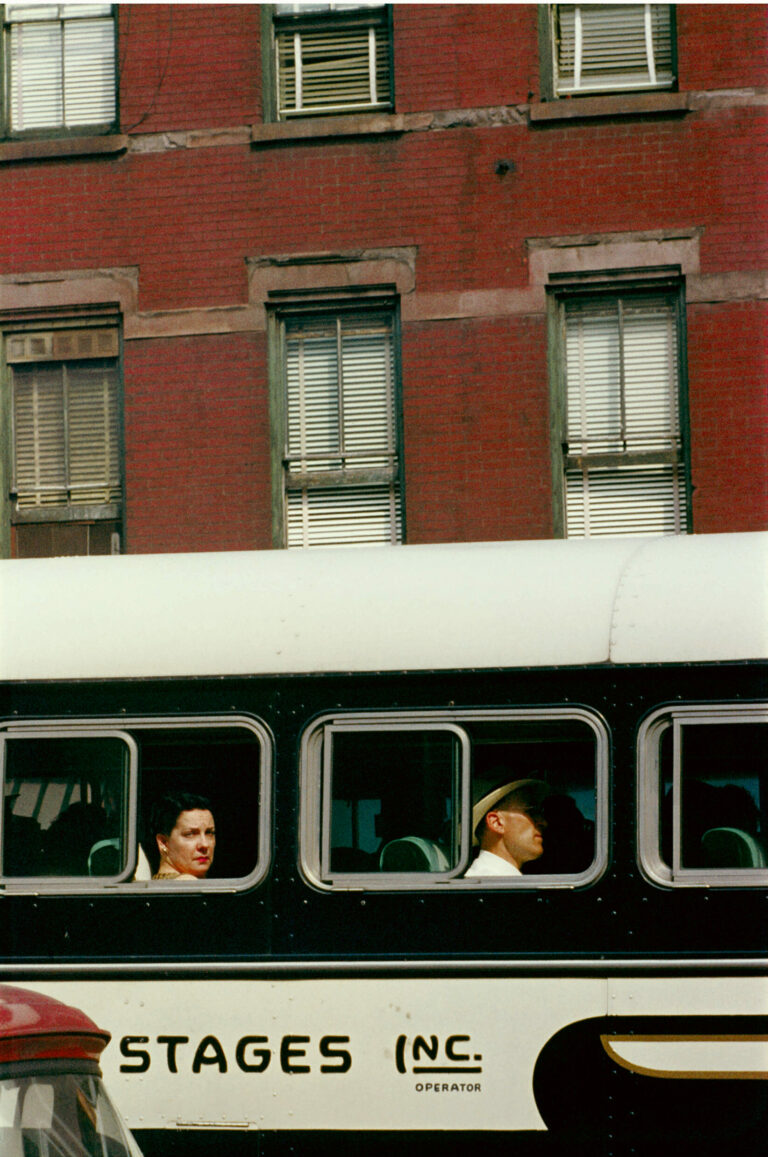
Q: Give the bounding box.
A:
[538,3,677,102]
[1,3,119,140]
[0,727,139,885]
[547,269,692,539]
[268,292,405,549]
[637,702,768,889]
[300,706,610,891]
[0,714,272,894]
[3,313,125,557]
[265,2,394,123]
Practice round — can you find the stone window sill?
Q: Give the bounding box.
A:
[0,134,128,164]
[529,91,690,123]
[12,504,121,523]
[251,111,419,147]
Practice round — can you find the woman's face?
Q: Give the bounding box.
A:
[160,808,216,878]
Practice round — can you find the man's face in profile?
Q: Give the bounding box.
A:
[489,803,546,869]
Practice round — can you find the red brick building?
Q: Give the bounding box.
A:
[1,3,766,556]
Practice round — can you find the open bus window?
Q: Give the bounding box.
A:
[0,717,269,891]
[301,709,608,889]
[640,705,768,886]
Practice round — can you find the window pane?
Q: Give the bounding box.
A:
[340,322,395,463]
[8,6,115,131]
[63,15,116,126]
[623,299,679,448]
[9,19,63,130]
[469,717,598,877]
[562,293,686,538]
[554,4,674,95]
[2,736,130,877]
[66,362,122,503]
[12,357,121,511]
[283,310,401,548]
[660,721,767,872]
[566,462,687,537]
[286,323,341,467]
[137,725,263,881]
[12,364,68,506]
[276,9,390,117]
[565,297,679,454]
[327,729,462,874]
[286,482,402,546]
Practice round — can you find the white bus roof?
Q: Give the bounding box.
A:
[0,533,765,681]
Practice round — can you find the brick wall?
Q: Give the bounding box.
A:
[124,333,272,553]
[2,3,766,551]
[687,300,768,533]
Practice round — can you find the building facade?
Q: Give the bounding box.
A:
[1,3,766,557]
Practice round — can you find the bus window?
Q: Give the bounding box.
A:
[467,717,599,878]
[0,717,269,892]
[301,709,608,889]
[136,723,266,883]
[640,705,768,886]
[1,733,134,879]
[324,725,468,879]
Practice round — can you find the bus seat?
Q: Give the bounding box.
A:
[379,836,450,872]
[701,827,766,869]
[133,843,152,880]
[331,847,377,871]
[87,838,121,876]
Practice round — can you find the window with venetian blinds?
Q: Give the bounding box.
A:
[274,3,391,119]
[551,4,674,96]
[5,3,116,133]
[282,311,402,548]
[8,328,122,512]
[562,294,687,538]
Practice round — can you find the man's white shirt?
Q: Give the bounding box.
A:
[464,849,522,876]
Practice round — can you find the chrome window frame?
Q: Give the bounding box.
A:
[300,706,609,891]
[637,702,768,888]
[0,714,271,895]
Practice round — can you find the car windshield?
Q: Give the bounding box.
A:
[0,1072,143,1157]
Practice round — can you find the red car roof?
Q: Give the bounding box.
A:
[0,985,110,1065]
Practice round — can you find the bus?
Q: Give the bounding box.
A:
[0,532,765,1156]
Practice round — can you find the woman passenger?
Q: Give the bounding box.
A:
[151,791,216,880]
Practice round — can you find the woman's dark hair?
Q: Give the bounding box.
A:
[151,791,213,838]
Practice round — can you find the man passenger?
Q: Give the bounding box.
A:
[465,779,549,876]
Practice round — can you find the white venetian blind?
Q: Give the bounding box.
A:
[8,4,116,132]
[563,296,687,537]
[284,313,401,547]
[276,3,390,117]
[554,4,674,95]
[10,329,121,510]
